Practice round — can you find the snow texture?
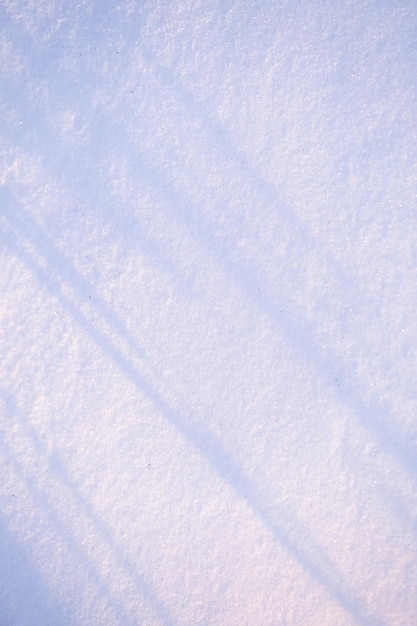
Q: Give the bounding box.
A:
[1,1,417,624]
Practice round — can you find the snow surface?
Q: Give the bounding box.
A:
[1,1,417,624]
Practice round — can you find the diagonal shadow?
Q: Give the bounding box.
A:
[0,514,75,625]
[1,199,381,625]
[0,387,175,626]
[134,44,417,469]
[1,7,410,621]
[137,44,355,287]
[0,3,194,297]
[0,70,196,298]
[0,186,146,365]
[45,25,414,491]
[75,112,417,490]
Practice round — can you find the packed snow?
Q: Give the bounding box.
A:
[1,1,417,624]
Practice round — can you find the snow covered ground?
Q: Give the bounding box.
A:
[1,1,417,624]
